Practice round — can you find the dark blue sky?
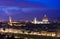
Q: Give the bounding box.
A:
[0,0,60,20]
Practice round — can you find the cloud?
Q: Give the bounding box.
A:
[0,6,19,15]
[0,6,59,15]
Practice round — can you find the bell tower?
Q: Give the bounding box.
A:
[9,16,13,26]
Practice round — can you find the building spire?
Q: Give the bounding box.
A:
[32,17,37,24]
[9,16,13,26]
[34,17,37,24]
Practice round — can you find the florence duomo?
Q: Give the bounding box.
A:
[0,0,60,39]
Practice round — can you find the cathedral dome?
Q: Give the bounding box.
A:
[42,14,48,22]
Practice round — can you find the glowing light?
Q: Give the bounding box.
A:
[32,14,50,24]
[8,16,13,26]
[42,14,48,22]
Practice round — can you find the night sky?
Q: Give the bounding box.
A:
[0,0,60,20]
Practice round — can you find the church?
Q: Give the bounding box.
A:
[32,14,50,24]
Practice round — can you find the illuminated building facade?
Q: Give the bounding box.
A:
[32,14,50,24]
[32,17,40,24]
[8,16,26,26]
[8,16,13,26]
[8,14,50,26]
[42,14,50,24]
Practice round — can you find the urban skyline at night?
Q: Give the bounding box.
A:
[0,0,60,39]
